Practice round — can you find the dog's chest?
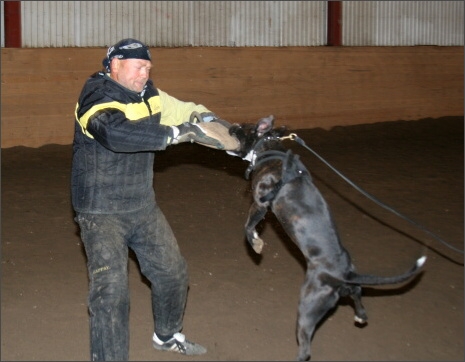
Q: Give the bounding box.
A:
[252,165,282,199]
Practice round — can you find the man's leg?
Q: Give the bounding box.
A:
[76,213,130,361]
[128,203,188,337]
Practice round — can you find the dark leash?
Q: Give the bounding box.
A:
[280,133,464,255]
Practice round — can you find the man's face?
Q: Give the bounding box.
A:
[110,58,152,93]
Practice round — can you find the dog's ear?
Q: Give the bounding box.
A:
[256,115,275,137]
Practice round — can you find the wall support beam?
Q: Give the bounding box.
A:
[327,1,342,46]
[4,1,21,48]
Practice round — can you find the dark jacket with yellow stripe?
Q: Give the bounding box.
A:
[71,71,209,213]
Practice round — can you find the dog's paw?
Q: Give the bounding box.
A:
[251,231,264,254]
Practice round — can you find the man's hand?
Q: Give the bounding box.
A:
[192,122,240,151]
[170,123,225,149]
[210,117,232,129]
[189,112,232,129]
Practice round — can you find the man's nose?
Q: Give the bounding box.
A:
[141,69,150,78]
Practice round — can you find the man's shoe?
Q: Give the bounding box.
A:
[153,332,207,355]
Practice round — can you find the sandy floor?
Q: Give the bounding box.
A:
[1,116,463,361]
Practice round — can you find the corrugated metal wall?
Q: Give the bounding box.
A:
[343,1,464,46]
[17,1,327,47]
[1,1,463,47]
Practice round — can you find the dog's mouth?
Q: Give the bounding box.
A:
[226,150,240,157]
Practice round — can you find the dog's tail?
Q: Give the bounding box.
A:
[345,255,427,286]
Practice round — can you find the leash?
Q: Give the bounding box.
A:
[281,133,464,255]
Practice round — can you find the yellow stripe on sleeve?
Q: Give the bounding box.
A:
[75,96,162,138]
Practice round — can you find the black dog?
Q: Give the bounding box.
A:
[228,115,426,361]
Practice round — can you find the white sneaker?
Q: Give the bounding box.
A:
[153,332,207,355]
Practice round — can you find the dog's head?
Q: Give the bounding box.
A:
[228,115,287,158]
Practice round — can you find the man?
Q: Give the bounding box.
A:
[72,38,234,361]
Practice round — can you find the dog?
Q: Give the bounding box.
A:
[228,115,426,361]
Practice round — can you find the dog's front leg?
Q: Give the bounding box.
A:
[245,202,268,254]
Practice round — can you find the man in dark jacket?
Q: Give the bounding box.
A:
[72,38,233,361]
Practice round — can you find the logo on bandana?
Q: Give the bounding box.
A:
[106,46,115,58]
[120,43,144,50]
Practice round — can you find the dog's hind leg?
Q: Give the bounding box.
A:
[339,284,368,324]
[245,202,268,254]
[349,285,368,324]
[296,279,339,361]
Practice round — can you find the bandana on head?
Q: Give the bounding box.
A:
[102,38,151,72]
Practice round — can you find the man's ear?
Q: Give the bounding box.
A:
[110,58,120,73]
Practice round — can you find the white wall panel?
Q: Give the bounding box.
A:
[7,1,464,48]
[1,1,4,47]
[343,1,464,46]
[19,1,326,47]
